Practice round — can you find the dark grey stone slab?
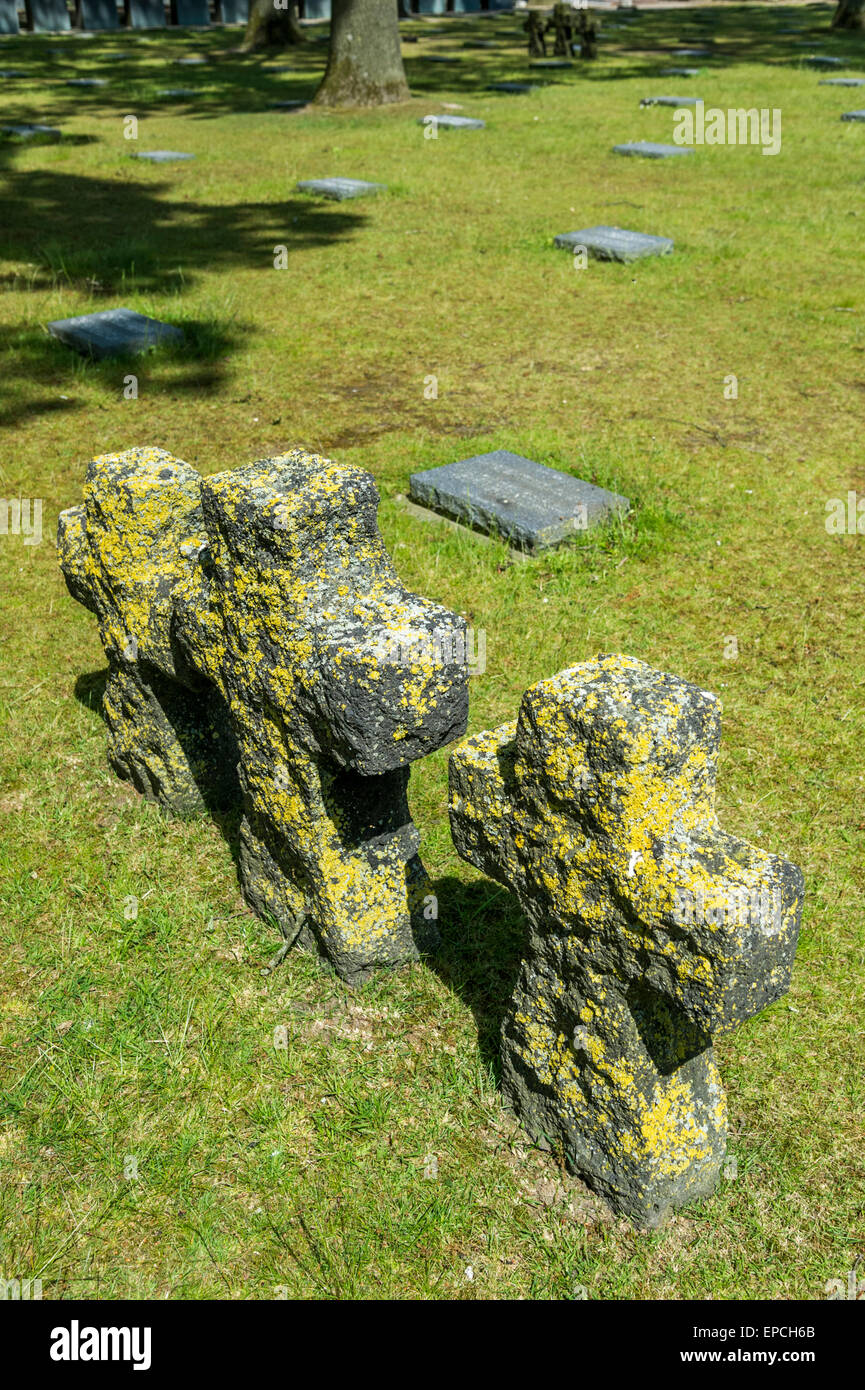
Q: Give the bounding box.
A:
[0,68,26,77]
[175,54,208,64]
[673,47,711,56]
[660,67,700,77]
[488,81,536,94]
[128,0,165,26]
[530,58,573,68]
[25,0,71,31]
[296,177,385,200]
[48,308,184,359]
[132,149,196,161]
[841,109,865,121]
[1,122,61,140]
[806,55,843,67]
[554,225,674,263]
[614,141,694,158]
[0,1,20,34]
[66,77,109,87]
[820,77,865,86]
[640,95,700,107]
[157,87,196,98]
[270,99,306,109]
[417,113,485,130]
[174,0,210,25]
[466,39,496,49]
[217,0,248,20]
[78,0,119,28]
[420,54,461,63]
[409,451,629,552]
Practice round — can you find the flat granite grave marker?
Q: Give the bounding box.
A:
[157,88,196,98]
[175,55,208,64]
[449,653,804,1228]
[417,114,485,130]
[0,0,20,33]
[409,451,629,552]
[673,47,711,57]
[530,58,573,68]
[47,308,184,359]
[640,95,700,107]
[127,0,166,26]
[614,141,694,158]
[78,0,119,29]
[554,225,674,263]
[488,81,536,94]
[841,109,865,121]
[0,69,26,77]
[25,0,71,30]
[1,122,61,141]
[660,67,700,77]
[820,77,865,86]
[271,100,306,110]
[58,446,469,985]
[66,78,109,87]
[806,55,843,67]
[174,0,210,25]
[296,177,385,200]
[132,150,196,161]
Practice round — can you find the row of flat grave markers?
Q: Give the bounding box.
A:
[0,0,249,32]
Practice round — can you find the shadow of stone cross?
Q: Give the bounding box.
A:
[449,653,804,1228]
[59,446,469,985]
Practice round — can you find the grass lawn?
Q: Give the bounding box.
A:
[0,2,863,1300]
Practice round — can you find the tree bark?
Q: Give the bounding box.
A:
[242,0,304,51]
[832,0,864,27]
[314,0,410,107]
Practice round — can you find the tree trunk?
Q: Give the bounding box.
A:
[242,0,304,51]
[314,0,410,107]
[832,0,865,26]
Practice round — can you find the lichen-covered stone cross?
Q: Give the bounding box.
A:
[449,654,804,1227]
[59,446,469,984]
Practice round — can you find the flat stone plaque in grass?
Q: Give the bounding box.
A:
[673,48,711,57]
[554,225,674,263]
[1,122,61,141]
[841,109,865,121]
[175,55,208,65]
[640,95,700,107]
[157,87,197,98]
[614,141,694,158]
[488,81,536,93]
[820,77,865,86]
[660,67,700,77]
[417,114,485,130]
[66,77,109,87]
[132,150,196,161]
[271,99,307,109]
[806,55,843,67]
[47,308,184,360]
[420,54,461,63]
[296,177,385,200]
[409,451,629,552]
[530,58,573,68]
[0,69,27,78]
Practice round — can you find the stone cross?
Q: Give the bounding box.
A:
[59,446,469,985]
[449,653,804,1227]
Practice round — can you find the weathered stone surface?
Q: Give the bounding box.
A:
[417,114,486,130]
[47,308,184,359]
[78,0,119,28]
[820,77,865,86]
[0,2,20,35]
[132,150,196,162]
[554,225,674,263]
[127,0,166,25]
[25,0,70,31]
[806,55,843,67]
[296,177,385,200]
[640,95,700,107]
[59,447,470,984]
[673,47,711,56]
[66,77,108,87]
[841,109,865,121]
[409,451,629,552]
[449,654,804,1228]
[613,141,694,158]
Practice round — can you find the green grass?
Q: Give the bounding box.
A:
[1,3,863,1300]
